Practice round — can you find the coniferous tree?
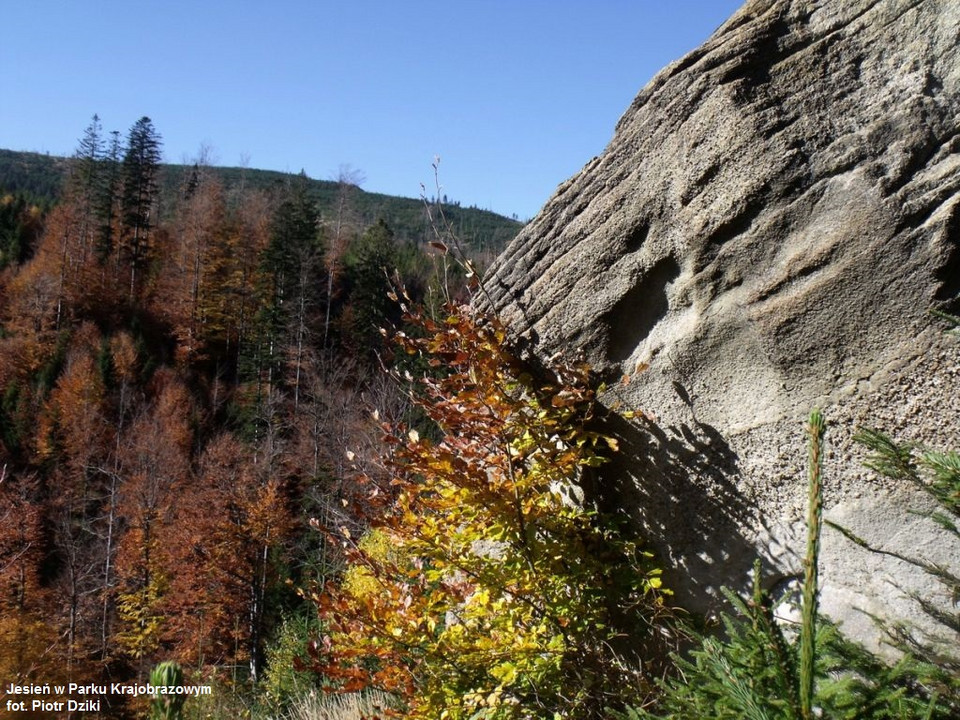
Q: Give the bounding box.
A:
[35,116,108,330]
[256,174,323,404]
[344,218,397,360]
[68,115,105,272]
[207,189,271,386]
[120,117,162,300]
[96,130,123,263]
[0,193,43,269]
[72,116,102,205]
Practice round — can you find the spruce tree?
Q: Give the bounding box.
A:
[68,115,109,267]
[120,116,162,299]
[246,173,322,414]
[72,115,103,200]
[344,218,397,359]
[95,130,123,263]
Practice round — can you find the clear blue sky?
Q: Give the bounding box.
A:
[2,1,743,220]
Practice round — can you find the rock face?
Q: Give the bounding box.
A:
[484,0,960,652]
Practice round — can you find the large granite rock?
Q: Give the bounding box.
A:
[484,0,960,652]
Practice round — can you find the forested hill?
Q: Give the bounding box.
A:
[0,147,523,253]
[0,118,521,710]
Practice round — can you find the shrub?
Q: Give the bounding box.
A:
[307,301,669,719]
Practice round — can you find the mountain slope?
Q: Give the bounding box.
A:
[0,148,522,253]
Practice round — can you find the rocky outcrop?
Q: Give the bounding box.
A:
[484,0,960,652]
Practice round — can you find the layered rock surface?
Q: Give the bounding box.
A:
[484,0,960,651]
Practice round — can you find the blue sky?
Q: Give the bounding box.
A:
[2,1,743,220]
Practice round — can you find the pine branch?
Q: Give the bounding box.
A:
[800,409,825,720]
[854,426,918,483]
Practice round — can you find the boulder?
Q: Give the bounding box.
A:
[483,0,960,653]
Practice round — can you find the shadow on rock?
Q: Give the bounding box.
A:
[585,408,760,617]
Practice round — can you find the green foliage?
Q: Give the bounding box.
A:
[637,588,953,719]
[843,421,960,671]
[150,661,187,720]
[263,173,322,295]
[96,129,123,261]
[261,176,323,311]
[800,409,825,718]
[854,427,959,519]
[635,411,958,720]
[121,116,163,294]
[0,149,66,204]
[0,380,28,454]
[310,302,670,719]
[342,218,399,357]
[261,613,324,710]
[854,427,919,484]
[635,579,800,719]
[929,309,960,335]
[0,190,46,268]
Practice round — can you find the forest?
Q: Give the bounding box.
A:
[0,115,516,718]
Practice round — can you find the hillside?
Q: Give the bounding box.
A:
[0,148,522,254]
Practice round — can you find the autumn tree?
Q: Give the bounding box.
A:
[165,432,295,681]
[8,127,105,331]
[113,370,192,677]
[158,156,227,366]
[0,471,63,693]
[94,330,139,659]
[159,435,245,669]
[0,132,546,705]
[35,323,111,671]
[284,350,389,589]
[311,302,670,719]
[209,188,271,382]
[4,215,67,335]
[36,322,108,468]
